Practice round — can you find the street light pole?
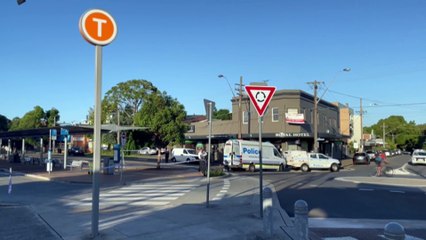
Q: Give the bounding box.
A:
[308,68,350,153]
[219,74,242,139]
[360,98,363,152]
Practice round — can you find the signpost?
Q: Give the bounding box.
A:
[203,99,215,207]
[244,85,276,218]
[79,9,117,238]
[61,128,69,170]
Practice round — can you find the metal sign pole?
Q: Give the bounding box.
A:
[92,45,102,237]
[258,115,263,218]
[64,136,68,170]
[206,102,212,207]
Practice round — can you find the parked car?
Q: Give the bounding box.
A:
[138,147,157,155]
[365,150,376,161]
[286,151,340,172]
[411,149,426,165]
[384,150,391,157]
[68,146,84,156]
[170,148,198,162]
[352,152,370,165]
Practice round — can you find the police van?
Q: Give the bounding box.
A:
[223,139,286,172]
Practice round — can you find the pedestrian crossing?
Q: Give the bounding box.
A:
[65,182,199,210]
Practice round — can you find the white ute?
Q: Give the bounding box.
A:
[411,149,426,165]
[223,139,286,172]
[286,151,340,172]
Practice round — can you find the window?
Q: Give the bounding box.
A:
[243,111,249,124]
[272,108,279,122]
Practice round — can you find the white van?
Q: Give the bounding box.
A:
[286,150,340,172]
[171,148,199,162]
[223,139,286,172]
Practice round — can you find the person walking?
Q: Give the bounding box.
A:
[156,148,161,169]
[165,147,169,163]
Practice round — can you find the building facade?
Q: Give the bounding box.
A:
[185,89,351,159]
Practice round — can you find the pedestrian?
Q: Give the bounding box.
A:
[198,149,207,161]
[165,147,169,163]
[156,148,161,169]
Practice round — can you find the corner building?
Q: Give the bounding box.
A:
[185,89,350,160]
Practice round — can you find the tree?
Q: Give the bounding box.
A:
[86,79,187,148]
[135,91,187,146]
[0,114,10,132]
[103,79,158,125]
[9,106,45,130]
[45,108,60,127]
[365,115,420,150]
[213,109,232,120]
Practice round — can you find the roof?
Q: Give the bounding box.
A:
[0,124,148,139]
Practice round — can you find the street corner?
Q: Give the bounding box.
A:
[0,204,61,240]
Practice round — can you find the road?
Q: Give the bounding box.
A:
[238,154,426,220]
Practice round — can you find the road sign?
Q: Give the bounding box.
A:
[79,9,117,46]
[203,99,215,121]
[51,129,57,141]
[60,128,69,136]
[244,85,276,117]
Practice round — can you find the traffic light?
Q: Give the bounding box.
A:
[17,0,26,5]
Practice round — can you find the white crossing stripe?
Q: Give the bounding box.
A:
[66,183,198,209]
[212,179,231,201]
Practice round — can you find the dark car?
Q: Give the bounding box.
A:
[68,147,84,156]
[353,152,370,165]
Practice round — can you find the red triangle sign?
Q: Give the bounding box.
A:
[245,85,276,117]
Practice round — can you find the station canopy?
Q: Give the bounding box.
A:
[0,124,148,139]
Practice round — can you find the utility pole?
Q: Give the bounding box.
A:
[307,80,323,152]
[383,123,386,148]
[360,98,363,152]
[238,76,243,139]
[116,106,121,145]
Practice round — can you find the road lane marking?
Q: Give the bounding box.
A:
[213,179,230,201]
[389,190,405,194]
[358,188,374,191]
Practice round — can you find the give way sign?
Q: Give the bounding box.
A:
[79,9,117,46]
[245,85,276,117]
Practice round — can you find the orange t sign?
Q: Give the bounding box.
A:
[79,9,117,46]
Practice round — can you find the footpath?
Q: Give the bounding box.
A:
[0,158,425,239]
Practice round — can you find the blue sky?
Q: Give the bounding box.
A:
[1,0,426,127]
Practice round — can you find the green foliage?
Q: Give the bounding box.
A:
[209,166,225,177]
[0,114,10,132]
[102,133,117,149]
[86,79,187,148]
[366,115,421,150]
[103,79,158,125]
[213,109,232,120]
[124,132,137,155]
[10,106,45,130]
[134,91,187,146]
[45,108,60,127]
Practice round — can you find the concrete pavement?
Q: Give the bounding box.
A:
[0,158,426,239]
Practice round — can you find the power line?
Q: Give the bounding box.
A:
[327,89,426,109]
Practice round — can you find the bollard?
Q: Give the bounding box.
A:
[263,187,273,236]
[384,222,405,240]
[294,200,309,240]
